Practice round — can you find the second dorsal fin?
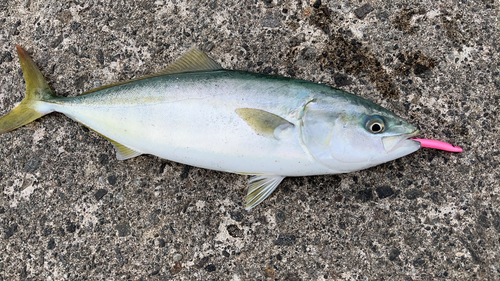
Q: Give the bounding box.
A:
[157,48,223,75]
[82,48,223,95]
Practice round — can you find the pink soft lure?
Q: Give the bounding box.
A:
[413,139,463,152]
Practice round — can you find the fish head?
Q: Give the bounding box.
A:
[300,98,421,173]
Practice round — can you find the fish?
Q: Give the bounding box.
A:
[0,46,461,210]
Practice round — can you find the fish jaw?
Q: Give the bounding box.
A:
[380,131,421,160]
[382,130,420,153]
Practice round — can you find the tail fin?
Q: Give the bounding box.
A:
[0,46,56,134]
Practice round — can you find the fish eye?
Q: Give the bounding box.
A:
[365,116,385,134]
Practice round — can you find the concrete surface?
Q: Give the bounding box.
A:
[0,0,499,280]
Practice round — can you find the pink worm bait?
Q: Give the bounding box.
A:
[413,139,463,153]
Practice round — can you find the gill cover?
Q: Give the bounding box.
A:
[300,101,370,172]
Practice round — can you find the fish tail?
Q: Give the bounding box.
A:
[0,46,56,134]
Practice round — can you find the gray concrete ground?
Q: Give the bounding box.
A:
[0,0,499,280]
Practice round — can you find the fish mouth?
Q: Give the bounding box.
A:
[382,130,420,153]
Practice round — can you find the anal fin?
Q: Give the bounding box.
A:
[107,138,142,160]
[77,122,142,160]
[87,126,142,160]
[245,175,285,210]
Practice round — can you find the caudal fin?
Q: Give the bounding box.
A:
[0,46,56,134]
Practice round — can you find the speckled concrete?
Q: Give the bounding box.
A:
[0,0,499,280]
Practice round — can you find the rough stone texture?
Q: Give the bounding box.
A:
[354,4,374,20]
[0,0,499,280]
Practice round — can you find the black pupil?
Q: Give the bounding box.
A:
[371,123,382,132]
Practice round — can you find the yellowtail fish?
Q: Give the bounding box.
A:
[1,46,450,209]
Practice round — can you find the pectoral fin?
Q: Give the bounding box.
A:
[236,108,294,140]
[245,175,285,210]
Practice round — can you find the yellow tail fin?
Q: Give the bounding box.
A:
[0,46,56,134]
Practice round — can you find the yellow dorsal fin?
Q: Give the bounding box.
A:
[157,48,223,75]
[82,48,222,95]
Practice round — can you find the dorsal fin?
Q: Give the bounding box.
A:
[157,48,223,75]
[82,48,223,95]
